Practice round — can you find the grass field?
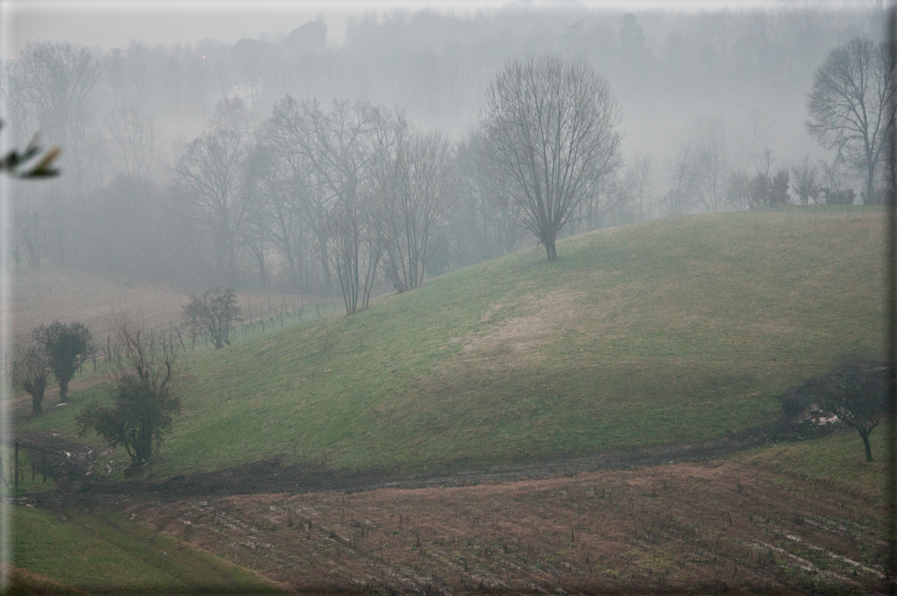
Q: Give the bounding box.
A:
[10,207,891,595]
[16,208,886,478]
[10,504,283,594]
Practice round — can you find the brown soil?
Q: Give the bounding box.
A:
[121,452,890,595]
[14,423,891,595]
[17,423,810,501]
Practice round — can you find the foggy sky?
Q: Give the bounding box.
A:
[2,0,878,191]
[3,1,489,57]
[3,0,884,221]
[2,0,795,58]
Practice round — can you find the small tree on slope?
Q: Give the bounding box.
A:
[804,359,886,462]
[33,321,93,402]
[182,287,242,349]
[17,345,50,414]
[77,313,180,467]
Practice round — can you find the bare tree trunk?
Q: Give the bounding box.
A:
[860,430,874,462]
[253,247,267,287]
[317,230,332,294]
[866,161,877,205]
[545,238,557,261]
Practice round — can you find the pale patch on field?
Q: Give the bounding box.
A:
[478,302,504,324]
[455,289,585,370]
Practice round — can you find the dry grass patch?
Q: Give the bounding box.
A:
[456,289,587,370]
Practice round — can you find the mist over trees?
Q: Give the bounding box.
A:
[172,97,259,287]
[5,5,887,298]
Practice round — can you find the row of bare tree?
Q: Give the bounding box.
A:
[661,35,894,216]
[169,54,634,305]
[170,97,459,313]
[662,126,879,217]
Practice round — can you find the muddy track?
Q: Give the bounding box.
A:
[14,421,826,510]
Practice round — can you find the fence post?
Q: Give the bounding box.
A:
[14,442,19,492]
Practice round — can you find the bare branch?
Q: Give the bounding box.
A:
[481,55,622,260]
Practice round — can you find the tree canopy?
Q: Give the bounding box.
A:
[481,55,622,261]
[77,313,180,467]
[33,321,93,402]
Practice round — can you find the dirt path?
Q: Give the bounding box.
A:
[16,420,816,509]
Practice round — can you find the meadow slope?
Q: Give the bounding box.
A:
[20,208,885,478]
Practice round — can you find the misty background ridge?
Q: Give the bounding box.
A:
[3,3,887,292]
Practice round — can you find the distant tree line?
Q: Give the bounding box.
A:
[4,7,889,300]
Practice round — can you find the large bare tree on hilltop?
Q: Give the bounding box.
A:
[481,55,622,261]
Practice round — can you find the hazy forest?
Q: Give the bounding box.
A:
[5,3,888,293]
[5,2,896,594]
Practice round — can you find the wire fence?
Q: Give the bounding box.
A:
[3,295,341,392]
[0,442,50,493]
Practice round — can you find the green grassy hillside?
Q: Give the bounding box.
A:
[10,505,282,594]
[22,208,886,477]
